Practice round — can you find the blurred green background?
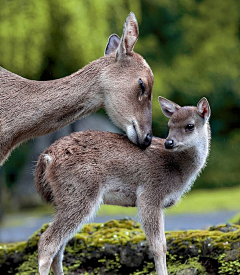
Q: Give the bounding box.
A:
[0,0,240,210]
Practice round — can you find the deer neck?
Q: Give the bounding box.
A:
[0,55,116,164]
[33,55,115,122]
[1,55,115,138]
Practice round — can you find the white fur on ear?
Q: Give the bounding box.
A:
[105,34,120,56]
[158,96,181,118]
[117,12,139,59]
[197,97,211,121]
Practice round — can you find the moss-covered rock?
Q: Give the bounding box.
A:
[0,219,240,274]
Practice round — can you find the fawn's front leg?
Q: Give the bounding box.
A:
[137,189,168,275]
[51,243,66,274]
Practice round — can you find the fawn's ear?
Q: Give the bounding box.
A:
[158,96,181,118]
[197,97,211,122]
[117,12,139,59]
[105,34,121,55]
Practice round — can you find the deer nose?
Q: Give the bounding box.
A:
[165,139,174,149]
[141,133,152,149]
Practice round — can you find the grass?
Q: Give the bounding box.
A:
[98,186,240,217]
[165,186,240,215]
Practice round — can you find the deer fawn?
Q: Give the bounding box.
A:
[0,12,153,166]
[35,96,211,275]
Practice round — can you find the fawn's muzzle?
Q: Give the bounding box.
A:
[165,139,174,149]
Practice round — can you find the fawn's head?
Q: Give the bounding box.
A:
[159,97,211,152]
[101,12,153,148]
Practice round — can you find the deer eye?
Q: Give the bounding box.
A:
[185,124,195,132]
[139,78,145,95]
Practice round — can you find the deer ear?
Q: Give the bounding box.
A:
[197,97,211,121]
[105,34,121,55]
[117,12,139,59]
[158,96,180,118]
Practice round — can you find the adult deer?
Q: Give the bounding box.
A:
[0,12,153,166]
[35,97,211,275]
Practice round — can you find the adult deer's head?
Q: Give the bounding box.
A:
[101,12,153,148]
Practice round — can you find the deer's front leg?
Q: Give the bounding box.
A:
[137,191,168,275]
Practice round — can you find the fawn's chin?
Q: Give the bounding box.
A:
[165,146,180,152]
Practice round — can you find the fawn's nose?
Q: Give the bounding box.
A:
[140,133,152,149]
[165,139,174,149]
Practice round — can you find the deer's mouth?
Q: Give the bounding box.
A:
[126,121,152,149]
[132,120,140,145]
[126,121,139,145]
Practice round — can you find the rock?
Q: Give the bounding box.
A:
[232,241,240,250]
[120,242,147,267]
[224,249,240,261]
[1,220,240,274]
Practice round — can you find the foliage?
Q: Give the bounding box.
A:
[0,0,141,79]
[3,143,30,189]
[0,1,49,78]
[1,220,240,274]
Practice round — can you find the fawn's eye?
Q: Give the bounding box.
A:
[185,124,195,132]
[139,78,145,95]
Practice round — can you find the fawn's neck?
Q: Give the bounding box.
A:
[162,124,210,190]
[172,124,211,188]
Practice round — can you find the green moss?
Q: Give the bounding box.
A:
[167,257,207,275]
[0,223,48,274]
[218,253,240,274]
[1,220,240,274]
[16,250,39,275]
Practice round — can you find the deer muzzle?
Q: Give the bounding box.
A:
[126,122,152,148]
[140,132,152,148]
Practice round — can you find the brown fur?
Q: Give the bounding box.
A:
[0,12,153,165]
[35,97,211,275]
